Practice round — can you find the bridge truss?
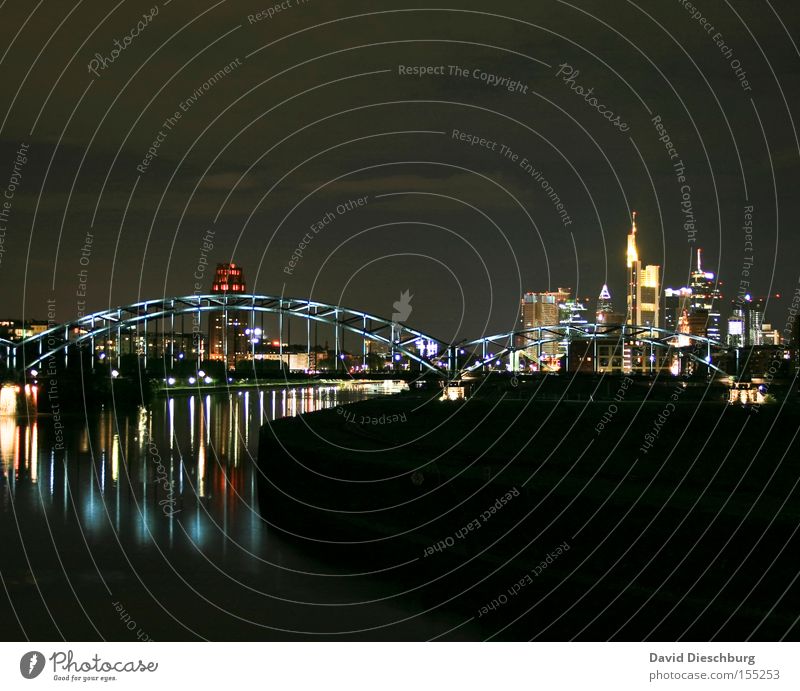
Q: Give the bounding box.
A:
[1,295,734,379]
[2,294,449,375]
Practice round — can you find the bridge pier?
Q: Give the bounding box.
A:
[446,345,459,380]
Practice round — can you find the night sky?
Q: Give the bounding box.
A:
[1,0,798,343]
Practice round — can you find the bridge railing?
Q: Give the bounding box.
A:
[4,294,450,376]
[3,297,735,379]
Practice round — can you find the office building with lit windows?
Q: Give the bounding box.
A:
[663,287,693,334]
[519,288,571,363]
[626,212,661,330]
[209,263,250,368]
[688,249,722,340]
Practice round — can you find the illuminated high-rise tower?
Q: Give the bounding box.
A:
[519,288,571,330]
[746,296,766,346]
[209,263,249,367]
[211,263,246,294]
[626,212,661,329]
[626,212,640,325]
[519,288,571,361]
[640,264,661,328]
[596,284,613,321]
[664,287,692,333]
[688,248,722,340]
[727,301,746,347]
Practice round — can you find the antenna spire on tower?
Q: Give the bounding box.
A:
[627,211,639,267]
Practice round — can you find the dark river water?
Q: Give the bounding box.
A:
[0,381,478,641]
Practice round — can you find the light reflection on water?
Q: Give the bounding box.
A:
[0,382,405,550]
[0,380,488,641]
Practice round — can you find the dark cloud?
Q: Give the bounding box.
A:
[0,0,798,338]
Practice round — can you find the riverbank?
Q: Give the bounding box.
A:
[257,390,800,639]
[155,377,408,394]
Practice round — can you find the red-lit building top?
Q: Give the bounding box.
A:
[211,263,247,293]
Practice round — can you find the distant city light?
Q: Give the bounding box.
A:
[111,369,119,378]
[167,377,176,385]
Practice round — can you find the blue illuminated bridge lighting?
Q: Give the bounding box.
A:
[0,293,734,379]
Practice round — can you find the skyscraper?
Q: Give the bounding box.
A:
[663,287,693,333]
[560,299,589,326]
[688,249,722,340]
[626,212,661,329]
[211,262,246,294]
[728,295,767,347]
[626,212,640,325]
[747,296,766,346]
[596,284,612,322]
[727,301,746,347]
[639,264,661,328]
[595,284,626,325]
[209,263,249,368]
[519,288,571,360]
[520,288,571,330]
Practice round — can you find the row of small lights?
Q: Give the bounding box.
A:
[167,369,214,386]
[26,348,488,381]
[27,366,215,384]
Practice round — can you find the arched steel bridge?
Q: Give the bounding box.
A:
[2,294,450,375]
[0,293,733,378]
[459,322,729,375]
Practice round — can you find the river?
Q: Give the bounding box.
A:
[0,381,477,641]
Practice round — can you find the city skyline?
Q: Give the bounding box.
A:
[1,211,786,340]
[2,0,799,656]
[0,2,797,345]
